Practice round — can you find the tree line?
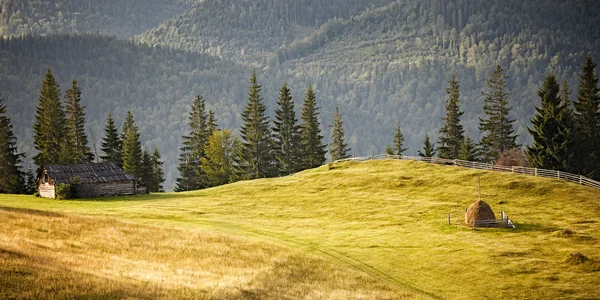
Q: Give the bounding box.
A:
[0,69,165,195]
[389,56,599,180]
[174,72,350,191]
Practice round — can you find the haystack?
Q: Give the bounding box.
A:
[465,200,496,225]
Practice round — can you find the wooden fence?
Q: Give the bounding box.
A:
[334,154,600,190]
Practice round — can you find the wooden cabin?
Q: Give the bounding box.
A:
[38,162,140,198]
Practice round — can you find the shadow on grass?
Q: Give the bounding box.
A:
[511,222,559,233]
[0,206,63,217]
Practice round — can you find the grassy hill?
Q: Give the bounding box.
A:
[1,160,599,298]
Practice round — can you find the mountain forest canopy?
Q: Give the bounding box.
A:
[0,0,599,189]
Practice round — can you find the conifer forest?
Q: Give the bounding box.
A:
[1,0,599,191]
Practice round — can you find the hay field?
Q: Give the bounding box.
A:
[1,160,599,299]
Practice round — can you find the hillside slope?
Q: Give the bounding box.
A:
[1,160,599,298]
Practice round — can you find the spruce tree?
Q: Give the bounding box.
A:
[207,110,218,135]
[418,134,436,157]
[329,107,351,161]
[388,122,408,156]
[299,85,326,169]
[273,83,301,174]
[573,56,600,178]
[23,165,37,195]
[150,147,165,192]
[100,114,122,166]
[559,80,580,173]
[479,65,519,162]
[121,111,143,179]
[140,149,152,187]
[175,95,209,192]
[0,96,24,194]
[239,72,276,179]
[33,68,67,166]
[438,75,465,159]
[458,137,480,161]
[64,79,92,164]
[526,74,574,171]
[201,129,242,187]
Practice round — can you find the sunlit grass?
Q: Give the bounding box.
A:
[1,160,599,299]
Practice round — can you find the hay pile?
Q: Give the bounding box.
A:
[465,200,496,225]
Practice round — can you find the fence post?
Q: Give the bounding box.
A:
[557,170,560,179]
[580,175,583,185]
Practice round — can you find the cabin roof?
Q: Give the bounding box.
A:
[41,162,136,184]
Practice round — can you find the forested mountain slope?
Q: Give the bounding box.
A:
[0,0,192,38]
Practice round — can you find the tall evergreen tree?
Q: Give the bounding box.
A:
[479,65,519,162]
[207,110,218,135]
[150,147,165,192]
[33,69,67,166]
[22,165,37,195]
[239,72,276,179]
[64,79,92,164]
[526,74,574,171]
[573,56,600,178]
[299,85,326,169]
[175,95,209,192]
[329,107,351,161]
[201,129,242,187]
[559,80,580,173]
[418,134,436,157]
[387,122,408,156]
[273,83,301,174]
[438,75,465,159]
[121,111,143,179]
[0,96,24,194]
[100,114,122,165]
[140,149,152,187]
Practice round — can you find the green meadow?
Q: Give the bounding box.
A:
[1,160,599,299]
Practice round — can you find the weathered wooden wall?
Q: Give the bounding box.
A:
[39,183,55,199]
[73,181,136,198]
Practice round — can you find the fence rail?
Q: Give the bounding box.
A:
[333,154,600,190]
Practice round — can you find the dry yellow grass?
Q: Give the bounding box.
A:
[1,159,599,299]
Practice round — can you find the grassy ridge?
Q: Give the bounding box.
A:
[1,160,599,299]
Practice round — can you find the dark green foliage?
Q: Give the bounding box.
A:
[573,56,600,179]
[175,95,209,192]
[239,72,276,179]
[329,107,351,161]
[100,114,122,166]
[418,134,436,157]
[121,111,143,179]
[140,150,152,188]
[438,75,464,159]
[479,65,519,162]
[526,74,576,171]
[55,183,72,200]
[458,137,480,161]
[388,123,408,156]
[64,79,93,164]
[0,96,24,194]
[150,147,165,192]
[207,111,218,137]
[273,83,301,174]
[22,166,37,195]
[201,130,242,187]
[299,85,326,169]
[33,69,67,166]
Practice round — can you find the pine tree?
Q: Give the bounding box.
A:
[64,79,92,164]
[418,134,436,157]
[273,83,301,174]
[299,85,326,169]
[458,137,480,161]
[100,114,122,166]
[329,107,351,161]
[389,122,408,156]
[559,80,580,173]
[438,75,465,159]
[479,65,519,162]
[33,68,67,166]
[150,147,165,192]
[0,96,24,194]
[239,72,276,179]
[207,110,218,135]
[573,56,600,178]
[140,149,152,187]
[526,74,574,171]
[23,165,37,195]
[201,129,242,187]
[121,111,143,179]
[175,95,209,192]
